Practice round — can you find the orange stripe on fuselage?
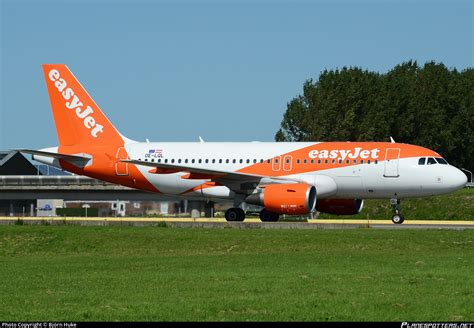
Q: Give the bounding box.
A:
[238,142,439,176]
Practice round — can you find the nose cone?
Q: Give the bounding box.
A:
[448,167,467,191]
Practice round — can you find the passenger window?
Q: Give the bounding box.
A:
[205,159,208,164]
[338,159,342,164]
[360,160,364,164]
[331,160,335,164]
[253,159,257,163]
[303,159,307,164]
[198,159,202,164]
[296,159,300,164]
[375,160,378,164]
[260,159,264,163]
[226,159,229,164]
[286,158,290,164]
[324,160,328,164]
[367,160,371,164]
[212,159,215,164]
[267,159,271,164]
[239,159,243,164]
[219,159,222,164]
[178,159,181,163]
[232,159,236,164]
[164,159,168,163]
[310,159,314,164]
[318,160,321,164]
[158,159,161,163]
[427,158,437,165]
[246,159,250,164]
[151,159,155,162]
[191,159,195,164]
[346,160,350,164]
[436,158,448,165]
[418,158,426,165]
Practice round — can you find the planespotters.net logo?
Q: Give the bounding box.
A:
[401,323,474,328]
[48,69,104,138]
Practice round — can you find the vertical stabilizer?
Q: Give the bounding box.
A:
[42,64,125,147]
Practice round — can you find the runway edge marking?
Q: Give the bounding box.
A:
[0,216,473,228]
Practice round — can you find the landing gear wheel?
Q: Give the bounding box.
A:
[259,209,280,222]
[225,208,245,222]
[392,213,404,224]
[390,198,404,224]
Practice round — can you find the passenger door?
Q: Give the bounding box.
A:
[384,148,400,177]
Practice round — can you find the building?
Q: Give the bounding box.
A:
[0,151,38,215]
[0,151,39,175]
[0,151,216,217]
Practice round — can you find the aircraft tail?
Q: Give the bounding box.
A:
[42,64,127,147]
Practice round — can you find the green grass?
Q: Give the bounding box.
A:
[317,188,474,220]
[0,225,473,321]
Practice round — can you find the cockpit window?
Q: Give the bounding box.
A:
[418,158,426,165]
[435,158,448,165]
[427,157,437,165]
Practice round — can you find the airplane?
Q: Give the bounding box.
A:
[19,64,467,224]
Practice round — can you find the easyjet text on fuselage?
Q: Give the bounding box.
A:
[308,148,380,160]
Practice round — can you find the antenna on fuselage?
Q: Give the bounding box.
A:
[199,136,205,143]
[390,136,395,143]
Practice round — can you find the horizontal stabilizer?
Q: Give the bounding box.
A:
[16,149,92,166]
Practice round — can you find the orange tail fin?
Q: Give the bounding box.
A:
[42,64,125,147]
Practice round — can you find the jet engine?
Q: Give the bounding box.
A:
[316,199,364,215]
[246,183,316,215]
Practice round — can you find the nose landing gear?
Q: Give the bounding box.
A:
[390,198,404,224]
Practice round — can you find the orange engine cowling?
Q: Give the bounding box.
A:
[316,199,364,215]
[246,183,317,215]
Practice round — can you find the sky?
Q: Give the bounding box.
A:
[0,0,472,150]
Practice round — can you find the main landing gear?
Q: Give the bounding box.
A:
[390,198,404,224]
[259,209,279,222]
[225,208,245,222]
[224,208,281,222]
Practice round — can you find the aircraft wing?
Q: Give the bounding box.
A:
[122,159,306,195]
[121,159,269,182]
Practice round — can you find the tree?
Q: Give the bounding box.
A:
[275,61,473,171]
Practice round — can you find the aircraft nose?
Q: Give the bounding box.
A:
[448,167,467,190]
